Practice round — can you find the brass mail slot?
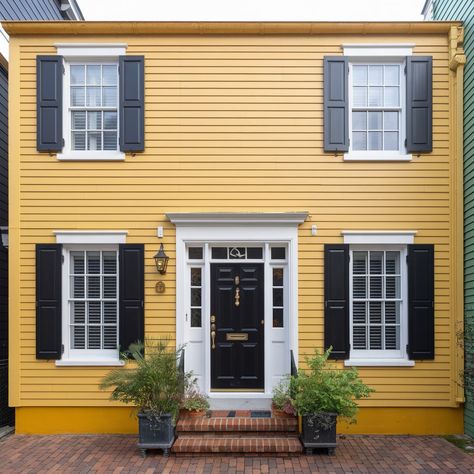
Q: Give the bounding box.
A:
[226,332,248,341]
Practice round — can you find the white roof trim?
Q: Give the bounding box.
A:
[341,230,417,245]
[342,43,414,57]
[53,230,128,244]
[167,212,308,226]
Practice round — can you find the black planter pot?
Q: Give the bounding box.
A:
[137,412,175,457]
[300,412,337,455]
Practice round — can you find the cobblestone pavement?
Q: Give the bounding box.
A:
[0,434,473,473]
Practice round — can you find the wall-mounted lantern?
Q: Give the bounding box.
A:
[154,243,169,275]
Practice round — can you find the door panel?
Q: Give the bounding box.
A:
[211,263,264,390]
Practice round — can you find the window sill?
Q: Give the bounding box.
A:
[55,359,125,367]
[343,153,412,162]
[57,152,125,162]
[344,359,415,367]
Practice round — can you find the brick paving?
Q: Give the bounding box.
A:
[0,433,473,473]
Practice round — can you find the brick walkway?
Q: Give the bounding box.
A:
[0,434,473,473]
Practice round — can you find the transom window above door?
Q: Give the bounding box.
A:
[350,63,404,153]
[68,63,119,152]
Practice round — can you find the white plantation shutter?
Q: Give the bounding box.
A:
[69,250,119,351]
[351,250,402,351]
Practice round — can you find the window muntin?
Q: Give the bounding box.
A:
[350,63,403,153]
[351,249,404,355]
[68,250,119,351]
[69,63,119,151]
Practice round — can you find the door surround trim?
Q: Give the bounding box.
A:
[170,213,306,401]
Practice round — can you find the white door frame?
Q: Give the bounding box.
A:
[168,212,307,406]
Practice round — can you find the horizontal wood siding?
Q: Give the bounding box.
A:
[11,33,459,408]
[433,0,474,436]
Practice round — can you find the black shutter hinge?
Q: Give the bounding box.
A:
[404,138,407,147]
[61,344,64,355]
[406,255,408,264]
[141,300,144,308]
[61,254,64,264]
[62,138,65,148]
[404,65,407,75]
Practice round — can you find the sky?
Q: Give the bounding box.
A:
[78,0,426,21]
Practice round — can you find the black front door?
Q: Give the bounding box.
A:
[210,263,264,390]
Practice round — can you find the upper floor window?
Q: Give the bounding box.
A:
[37,46,145,160]
[350,63,404,153]
[68,63,119,152]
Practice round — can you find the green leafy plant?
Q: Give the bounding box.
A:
[272,377,297,416]
[181,389,210,412]
[100,339,191,419]
[292,347,374,423]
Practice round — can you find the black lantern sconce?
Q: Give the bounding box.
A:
[154,243,169,275]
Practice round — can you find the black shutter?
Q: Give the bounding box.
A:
[324,244,350,359]
[37,56,63,152]
[119,244,144,355]
[406,56,433,153]
[119,56,145,152]
[323,57,349,153]
[36,244,62,359]
[407,244,435,360]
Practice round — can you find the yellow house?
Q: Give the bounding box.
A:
[4,21,466,438]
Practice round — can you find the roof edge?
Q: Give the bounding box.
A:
[1,21,462,36]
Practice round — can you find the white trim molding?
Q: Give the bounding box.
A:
[344,359,414,367]
[56,359,125,367]
[341,230,416,245]
[57,152,125,162]
[53,230,128,244]
[167,212,308,226]
[55,43,127,57]
[342,44,414,57]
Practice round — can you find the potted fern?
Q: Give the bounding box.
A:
[274,348,374,454]
[100,339,190,457]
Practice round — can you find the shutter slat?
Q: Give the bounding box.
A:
[324,57,349,153]
[36,56,63,152]
[119,244,144,355]
[119,56,145,152]
[406,56,433,153]
[324,244,350,359]
[36,244,62,359]
[407,244,435,360]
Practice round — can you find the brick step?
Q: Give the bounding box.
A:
[172,434,303,454]
[177,416,298,433]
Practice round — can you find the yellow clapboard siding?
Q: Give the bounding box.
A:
[8,27,463,415]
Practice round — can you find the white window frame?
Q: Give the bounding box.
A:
[55,44,126,162]
[54,229,128,367]
[342,230,415,367]
[342,44,413,162]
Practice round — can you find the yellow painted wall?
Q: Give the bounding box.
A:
[7,23,464,433]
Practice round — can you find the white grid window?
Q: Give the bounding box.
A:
[190,267,202,328]
[351,63,403,152]
[69,64,118,151]
[69,250,119,350]
[351,250,402,351]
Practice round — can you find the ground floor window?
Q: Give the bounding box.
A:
[63,245,119,361]
[350,246,407,360]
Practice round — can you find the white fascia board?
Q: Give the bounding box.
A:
[53,230,128,244]
[167,212,309,226]
[55,44,127,57]
[342,44,414,57]
[0,25,9,62]
[341,230,417,245]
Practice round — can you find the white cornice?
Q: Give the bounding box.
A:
[55,43,127,57]
[342,43,414,56]
[167,212,308,226]
[53,230,128,244]
[341,230,417,245]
